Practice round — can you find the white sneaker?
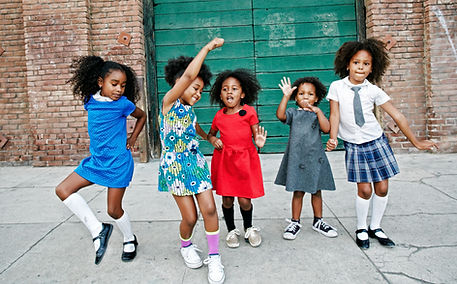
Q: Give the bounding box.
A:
[203,254,225,284]
[226,229,241,248]
[312,219,338,238]
[244,226,261,247]
[283,219,302,240]
[180,244,203,269]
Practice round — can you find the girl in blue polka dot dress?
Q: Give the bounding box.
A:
[158,38,226,284]
[56,56,146,264]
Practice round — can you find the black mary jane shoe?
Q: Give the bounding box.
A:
[121,235,138,262]
[355,229,370,249]
[368,227,395,247]
[94,223,113,265]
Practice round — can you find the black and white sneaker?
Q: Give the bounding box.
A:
[312,219,338,238]
[283,219,302,240]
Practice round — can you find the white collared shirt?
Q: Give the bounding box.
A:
[93,90,113,102]
[326,77,390,144]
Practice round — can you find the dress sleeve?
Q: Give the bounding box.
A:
[326,81,339,102]
[285,108,294,126]
[123,98,137,117]
[248,105,259,125]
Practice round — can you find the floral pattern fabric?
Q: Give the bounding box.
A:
[158,100,212,196]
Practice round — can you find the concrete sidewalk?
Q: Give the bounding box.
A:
[1,152,456,283]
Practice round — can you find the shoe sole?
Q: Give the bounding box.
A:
[245,238,261,247]
[283,233,297,240]
[208,274,225,284]
[184,260,203,269]
[226,242,239,248]
[312,227,338,238]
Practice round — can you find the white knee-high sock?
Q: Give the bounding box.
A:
[370,194,388,231]
[356,195,371,240]
[115,211,135,252]
[63,193,102,251]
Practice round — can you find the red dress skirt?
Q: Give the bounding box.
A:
[210,105,264,199]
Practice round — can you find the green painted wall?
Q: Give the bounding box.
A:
[151,0,357,154]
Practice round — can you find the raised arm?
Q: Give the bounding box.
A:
[326,99,340,151]
[380,101,438,150]
[276,77,296,122]
[162,38,224,114]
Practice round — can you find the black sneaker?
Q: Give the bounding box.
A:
[312,219,338,238]
[283,219,302,240]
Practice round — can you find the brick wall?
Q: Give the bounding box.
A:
[1,1,456,166]
[365,0,457,152]
[0,0,32,165]
[0,0,147,166]
[424,0,457,152]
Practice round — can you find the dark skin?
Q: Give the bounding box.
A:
[161,38,224,238]
[56,70,146,220]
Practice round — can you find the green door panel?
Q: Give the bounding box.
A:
[149,1,356,154]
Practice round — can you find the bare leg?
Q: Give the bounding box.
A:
[292,191,305,220]
[173,195,198,239]
[311,190,322,218]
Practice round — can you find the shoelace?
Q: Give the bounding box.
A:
[227,228,240,239]
[285,218,302,233]
[244,226,260,238]
[315,220,336,232]
[203,256,225,270]
[183,244,202,255]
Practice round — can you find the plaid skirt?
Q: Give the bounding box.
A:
[343,134,399,183]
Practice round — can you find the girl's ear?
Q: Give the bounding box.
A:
[97,77,103,88]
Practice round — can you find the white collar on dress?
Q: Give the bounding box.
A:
[93,90,113,102]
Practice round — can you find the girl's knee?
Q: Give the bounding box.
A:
[107,206,124,219]
[55,184,71,201]
[222,196,234,208]
[238,198,252,210]
[182,215,198,228]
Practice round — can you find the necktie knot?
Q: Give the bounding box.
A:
[351,86,365,127]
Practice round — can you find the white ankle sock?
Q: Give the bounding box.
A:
[63,193,103,251]
[370,194,388,238]
[356,195,370,240]
[115,211,135,252]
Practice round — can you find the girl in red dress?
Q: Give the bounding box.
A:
[208,69,267,248]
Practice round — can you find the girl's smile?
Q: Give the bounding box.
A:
[220,77,245,114]
[98,69,127,101]
[295,83,318,109]
[347,50,373,85]
[180,77,204,106]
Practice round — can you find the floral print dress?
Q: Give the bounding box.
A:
[158,100,212,196]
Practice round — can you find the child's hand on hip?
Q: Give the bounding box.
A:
[209,136,224,150]
[279,77,297,98]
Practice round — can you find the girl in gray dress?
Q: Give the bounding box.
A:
[275,77,337,240]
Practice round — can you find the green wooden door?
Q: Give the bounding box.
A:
[150,0,357,154]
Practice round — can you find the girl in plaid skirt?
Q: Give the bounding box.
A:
[326,38,438,249]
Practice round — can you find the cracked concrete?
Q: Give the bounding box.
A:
[1,152,456,283]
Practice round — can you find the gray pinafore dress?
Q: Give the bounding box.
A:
[274,108,335,193]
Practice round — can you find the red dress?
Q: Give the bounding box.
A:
[210,104,265,199]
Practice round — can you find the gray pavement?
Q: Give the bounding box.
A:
[1,152,456,284]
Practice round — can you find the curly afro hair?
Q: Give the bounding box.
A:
[210,69,261,108]
[334,38,390,84]
[290,77,327,106]
[164,56,212,87]
[68,56,140,104]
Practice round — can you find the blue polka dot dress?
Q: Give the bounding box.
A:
[75,95,136,188]
[158,100,212,196]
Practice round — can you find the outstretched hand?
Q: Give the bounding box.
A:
[279,77,297,98]
[206,37,224,51]
[414,139,439,151]
[255,126,267,148]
